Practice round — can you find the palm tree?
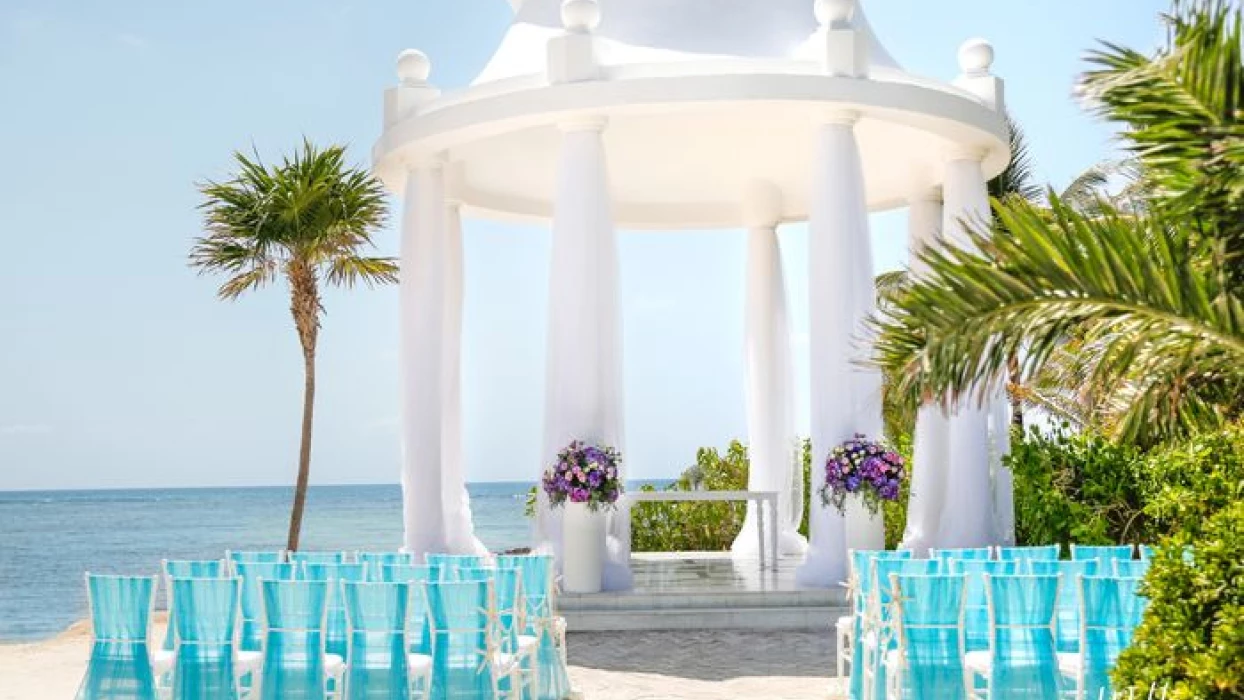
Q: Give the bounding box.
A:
[191,141,397,550]
[872,0,1244,446]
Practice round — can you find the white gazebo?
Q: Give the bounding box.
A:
[373,0,1015,591]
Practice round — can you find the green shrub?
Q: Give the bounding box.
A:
[1007,425,1148,546]
[1141,424,1244,538]
[1114,501,1244,699]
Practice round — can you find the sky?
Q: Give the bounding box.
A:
[0,0,1170,490]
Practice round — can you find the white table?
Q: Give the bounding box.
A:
[627,490,780,570]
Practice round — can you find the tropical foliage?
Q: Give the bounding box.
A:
[191,142,396,550]
[1006,422,1244,547]
[871,0,1244,447]
[1115,501,1244,699]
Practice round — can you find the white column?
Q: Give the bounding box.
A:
[900,191,951,556]
[399,162,449,558]
[539,117,631,591]
[936,151,997,548]
[797,112,878,587]
[441,202,488,555]
[733,181,807,559]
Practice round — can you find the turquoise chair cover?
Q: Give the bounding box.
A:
[982,574,1062,699]
[852,558,941,700]
[75,574,158,700]
[169,577,240,700]
[380,565,435,655]
[228,551,286,570]
[1113,559,1150,578]
[426,580,512,700]
[236,561,300,652]
[342,582,412,700]
[889,574,967,699]
[997,545,1060,564]
[949,560,1018,652]
[497,555,571,700]
[930,547,992,563]
[304,563,369,658]
[843,550,911,699]
[425,554,489,579]
[1070,545,1134,567]
[161,561,228,652]
[291,552,348,566]
[360,553,417,579]
[1030,560,1099,653]
[260,579,330,700]
[1076,576,1145,700]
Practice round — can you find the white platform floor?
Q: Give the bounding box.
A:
[559,552,847,631]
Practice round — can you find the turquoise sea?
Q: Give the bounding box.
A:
[0,482,667,642]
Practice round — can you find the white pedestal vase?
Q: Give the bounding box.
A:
[562,502,606,594]
[843,499,886,553]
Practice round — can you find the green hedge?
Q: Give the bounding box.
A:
[1114,501,1244,699]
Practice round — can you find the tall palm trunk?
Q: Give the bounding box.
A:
[287,264,320,551]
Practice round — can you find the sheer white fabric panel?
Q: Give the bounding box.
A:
[399,165,449,558]
[900,195,948,556]
[441,204,488,556]
[538,124,632,591]
[733,226,807,558]
[843,172,887,553]
[936,157,997,547]
[797,120,868,587]
[990,385,1015,545]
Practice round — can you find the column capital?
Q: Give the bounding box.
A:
[945,145,988,163]
[742,180,784,229]
[820,109,861,127]
[907,187,943,205]
[559,115,609,133]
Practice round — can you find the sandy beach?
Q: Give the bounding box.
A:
[0,619,841,700]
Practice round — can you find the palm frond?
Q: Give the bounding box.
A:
[872,193,1244,443]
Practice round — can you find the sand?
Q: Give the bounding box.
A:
[1,619,844,700]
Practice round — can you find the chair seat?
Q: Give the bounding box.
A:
[965,651,991,675]
[494,652,521,674]
[152,649,175,675]
[835,615,853,632]
[518,635,539,657]
[1056,652,1082,676]
[554,617,566,636]
[325,653,345,677]
[882,649,900,671]
[406,653,433,674]
[236,650,263,672]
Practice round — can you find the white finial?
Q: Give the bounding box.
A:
[396,49,431,85]
[561,0,601,34]
[815,0,854,29]
[958,38,995,77]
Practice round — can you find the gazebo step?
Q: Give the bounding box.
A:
[558,587,845,611]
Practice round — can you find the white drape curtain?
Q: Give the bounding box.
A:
[936,156,998,547]
[441,204,488,555]
[900,194,949,556]
[797,117,879,587]
[399,164,449,558]
[733,225,807,558]
[538,121,632,591]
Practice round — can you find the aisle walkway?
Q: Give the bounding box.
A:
[568,629,843,699]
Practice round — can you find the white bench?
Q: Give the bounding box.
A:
[627,490,779,569]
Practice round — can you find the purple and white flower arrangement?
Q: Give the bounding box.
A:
[819,433,906,515]
[542,440,623,512]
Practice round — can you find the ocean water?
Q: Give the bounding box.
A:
[0,482,667,642]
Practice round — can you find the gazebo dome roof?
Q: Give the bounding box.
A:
[476,0,901,85]
[373,0,1012,229]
